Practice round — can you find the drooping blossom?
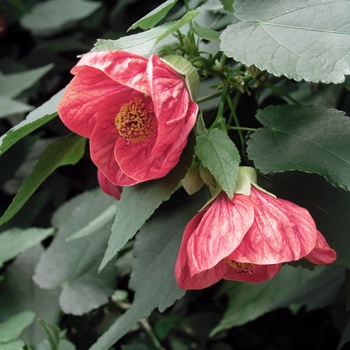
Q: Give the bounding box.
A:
[58,50,199,186]
[175,167,337,290]
[97,170,122,200]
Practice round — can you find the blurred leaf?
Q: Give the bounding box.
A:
[220,0,234,12]
[195,128,240,198]
[0,89,63,157]
[34,189,117,316]
[90,191,206,350]
[247,105,350,190]
[0,227,54,267]
[221,0,350,83]
[212,265,339,334]
[128,0,178,31]
[20,0,101,36]
[0,245,60,346]
[38,320,60,350]
[0,339,25,350]
[0,64,54,99]
[0,95,33,118]
[0,311,35,343]
[0,134,86,226]
[193,21,220,41]
[92,9,200,56]
[99,136,195,271]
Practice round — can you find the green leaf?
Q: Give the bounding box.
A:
[38,320,60,350]
[89,192,206,350]
[34,189,117,316]
[0,246,60,345]
[0,134,86,226]
[0,227,54,267]
[0,89,63,157]
[193,21,220,41]
[128,0,178,31]
[20,0,101,36]
[247,105,350,190]
[220,0,234,12]
[195,128,240,198]
[0,96,33,118]
[0,64,54,99]
[0,311,35,343]
[99,137,195,271]
[0,340,25,350]
[212,265,341,335]
[92,9,200,56]
[220,0,350,83]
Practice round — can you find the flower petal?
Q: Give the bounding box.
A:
[229,188,318,264]
[186,193,255,275]
[305,230,337,264]
[97,169,122,200]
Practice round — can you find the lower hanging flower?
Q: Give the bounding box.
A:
[175,167,337,290]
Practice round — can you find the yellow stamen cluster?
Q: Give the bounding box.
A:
[225,259,253,275]
[115,98,155,143]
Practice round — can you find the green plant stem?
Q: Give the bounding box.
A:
[196,91,222,104]
[210,85,228,130]
[140,318,164,350]
[263,81,301,105]
[227,126,257,132]
[226,92,245,147]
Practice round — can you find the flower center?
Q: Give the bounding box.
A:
[225,259,253,275]
[115,98,155,143]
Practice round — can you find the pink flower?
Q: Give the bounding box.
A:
[97,170,122,200]
[175,167,336,290]
[58,50,198,186]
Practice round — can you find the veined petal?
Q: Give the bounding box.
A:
[73,50,150,94]
[305,230,337,265]
[148,55,198,157]
[229,188,317,264]
[58,67,124,137]
[186,193,254,275]
[97,170,122,200]
[223,261,282,283]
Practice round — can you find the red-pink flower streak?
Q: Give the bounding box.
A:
[58,50,198,186]
[176,177,336,290]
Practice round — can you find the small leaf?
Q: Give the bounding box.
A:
[0,311,35,343]
[0,95,33,118]
[128,0,178,31]
[0,227,54,267]
[193,21,220,42]
[220,0,234,12]
[92,10,200,56]
[247,105,350,190]
[0,89,63,157]
[34,189,117,316]
[89,192,206,350]
[195,128,240,198]
[38,320,60,350]
[99,138,194,271]
[20,0,101,36]
[221,0,350,83]
[0,64,54,99]
[0,134,86,226]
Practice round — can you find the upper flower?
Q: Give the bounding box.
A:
[58,50,199,186]
[175,167,337,290]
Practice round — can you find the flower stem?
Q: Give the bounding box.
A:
[139,318,164,350]
[227,126,257,132]
[226,92,245,147]
[196,91,222,104]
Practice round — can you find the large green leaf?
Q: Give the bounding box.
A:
[33,189,117,316]
[89,191,206,350]
[0,246,60,346]
[92,10,200,56]
[0,134,86,226]
[128,0,178,31]
[212,265,343,334]
[99,137,195,271]
[0,65,54,99]
[195,128,240,198]
[247,105,350,190]
[220,0,350,84]
[0,227,54,267]
[0,89,63,156]
[20,0,101,36]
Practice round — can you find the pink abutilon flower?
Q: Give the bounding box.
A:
[58,50,199,186]
[175,167,337,290]
[97,169,122,200]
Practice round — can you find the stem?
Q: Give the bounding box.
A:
[226,92,245,147]
[227,126,257,132]
[211,84,228,130]
[196,91,222,104]
[139,318,164,350]
[263,81,301,105]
